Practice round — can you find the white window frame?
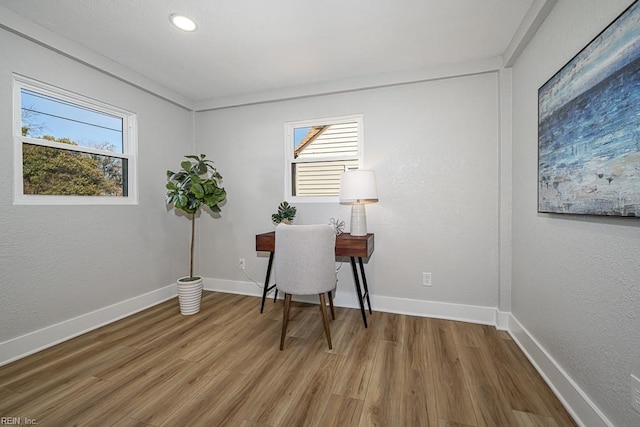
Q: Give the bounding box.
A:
[284,114,363,203]
[12,75,138,205]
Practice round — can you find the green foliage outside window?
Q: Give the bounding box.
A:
[21,129,124,196]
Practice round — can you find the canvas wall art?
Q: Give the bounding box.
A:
[538,0,640,217]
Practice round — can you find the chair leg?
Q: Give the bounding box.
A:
[328,290,335,320]
[280,293,292,350]
[319,293,332,349]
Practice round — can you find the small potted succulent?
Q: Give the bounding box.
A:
[165,154,227,315]
[271,201,297,224]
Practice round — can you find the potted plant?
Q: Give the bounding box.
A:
[165,154,227,315]
[271,201,297,224]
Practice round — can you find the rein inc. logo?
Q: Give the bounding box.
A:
[0,417,38,425]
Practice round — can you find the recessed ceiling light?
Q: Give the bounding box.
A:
[169,14,197,32]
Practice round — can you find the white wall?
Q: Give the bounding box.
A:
[0,29,192,345]
[196,72,501,312]
[511,1,640,425]
[1,2,636,423]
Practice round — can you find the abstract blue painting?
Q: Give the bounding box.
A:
[538,0,640,217]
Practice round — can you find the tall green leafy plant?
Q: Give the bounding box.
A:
[165,154,227,279]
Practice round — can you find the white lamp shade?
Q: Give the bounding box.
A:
[340,170,378,236]
[339,170,378,204]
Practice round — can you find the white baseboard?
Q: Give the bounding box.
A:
[0,284,177,367]
[203,277,364,308]
[496,310,510,330]
[507,314,613,427]
[204,277,501,326]
[371,294,500,326]
[204,277,265,298]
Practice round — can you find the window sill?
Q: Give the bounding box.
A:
[286,195,339,204]
[13,194,139,206]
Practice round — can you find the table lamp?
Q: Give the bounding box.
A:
[339,170,378,236]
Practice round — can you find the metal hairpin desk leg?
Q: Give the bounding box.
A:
[350,256,369,328]
[260,252,277,313]
[358,257,372,314]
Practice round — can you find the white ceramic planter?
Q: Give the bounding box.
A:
[177,276,203,315]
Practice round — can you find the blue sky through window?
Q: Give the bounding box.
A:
[21,89,123,153]
[294,126,311,148]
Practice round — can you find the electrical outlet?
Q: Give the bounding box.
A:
[631,374,640,414]
[422,272,432,287]
[238,258,246,270]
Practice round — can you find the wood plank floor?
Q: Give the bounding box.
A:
[0,292,577,426]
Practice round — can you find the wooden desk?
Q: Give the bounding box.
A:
[255,231,374,327]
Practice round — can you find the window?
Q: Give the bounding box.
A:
[13,75,137,204]
[284,114,362,202]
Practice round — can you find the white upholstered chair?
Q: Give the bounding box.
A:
[275,223,337,350]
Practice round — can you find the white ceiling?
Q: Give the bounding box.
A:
[0,0,538,108]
